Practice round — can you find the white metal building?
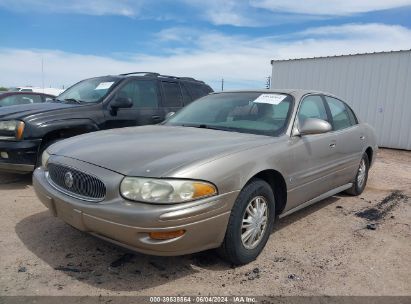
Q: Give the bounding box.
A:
[271,50,411,150]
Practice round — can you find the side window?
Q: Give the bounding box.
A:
[0,96,16,106]
[162,82,183,107]
[180,83,193,105]
[24,94,42,103]
[1,94,43,106]
[116,80,159,108]
[298,95,328,126]
[346,105,358,125]
[325,96,353,131]
[185,83,207,100]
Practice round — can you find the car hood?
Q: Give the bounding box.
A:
[0,102,81,120]
[49,125,273,177]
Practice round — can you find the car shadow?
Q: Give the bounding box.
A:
[273,196,340,233]
[0,172,32,190]
[15,195,341,291]
[15,210,227,291]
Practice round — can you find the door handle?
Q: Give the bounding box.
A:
[152,115,162,121]
[360,136,365,140]
[329,143,336,148]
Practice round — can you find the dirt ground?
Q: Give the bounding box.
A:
[0,148,410,297]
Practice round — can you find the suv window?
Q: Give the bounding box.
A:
[298,95,328,126]
[162,82,183,107]
[185,82,209,100]
[180,83,193,105]
[117,80,159,108]
[325,96,353,131]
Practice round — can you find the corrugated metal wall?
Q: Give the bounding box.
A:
[271,50,411,150]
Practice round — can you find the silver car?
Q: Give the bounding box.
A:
[33,90,377,265]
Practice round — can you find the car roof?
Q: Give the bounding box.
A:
[0,91,55,97]
[213,89,340,99]
[100,72,208,85]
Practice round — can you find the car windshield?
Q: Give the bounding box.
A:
[165,92,293,136]
[57,76,120,103]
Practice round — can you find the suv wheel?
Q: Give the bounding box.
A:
[218,179,275,265]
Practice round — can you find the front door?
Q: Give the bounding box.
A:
[103,79,163,129]
[287,95,338,210]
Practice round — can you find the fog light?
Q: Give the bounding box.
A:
[149,230,185,240]
[0,152,9,159]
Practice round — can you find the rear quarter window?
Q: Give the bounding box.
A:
[185,82,210,100]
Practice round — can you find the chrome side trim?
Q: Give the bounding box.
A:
[279,183,352,218]
[45,171,104,203]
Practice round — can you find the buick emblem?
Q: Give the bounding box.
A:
[64,171,74,188]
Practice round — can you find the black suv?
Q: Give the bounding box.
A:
[0,72,213,173]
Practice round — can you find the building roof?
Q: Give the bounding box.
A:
[270,49,411,64]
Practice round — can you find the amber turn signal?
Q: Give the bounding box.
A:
[16,121,25,140]
[149,230,185,240]
[193,182,217,198]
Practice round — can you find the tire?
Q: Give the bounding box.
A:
[345,153,369,196]
[218,178,275,265]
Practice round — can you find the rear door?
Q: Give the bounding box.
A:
[288,95,338,210]
[324,96,363,186]
[103,78,163,129]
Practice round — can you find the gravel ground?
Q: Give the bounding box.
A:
[0,148,410,296]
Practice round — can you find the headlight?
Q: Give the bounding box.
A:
[120,177,217,204]
[0,120,25,139]
[41,150,50,169]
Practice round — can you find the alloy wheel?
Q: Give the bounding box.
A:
[241,196,269,249]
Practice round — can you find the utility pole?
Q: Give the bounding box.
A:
[221,77,224,92]
[41,56,44,93]
[265,76,271,89]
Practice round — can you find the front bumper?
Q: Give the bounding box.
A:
[0,139,41,173]
[33,163,238,256]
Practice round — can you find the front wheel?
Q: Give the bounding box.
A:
[218,179,275,265]
[345,153,369,196]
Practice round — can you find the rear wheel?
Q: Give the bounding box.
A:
[218,179,275,265]
[345,153,369,196]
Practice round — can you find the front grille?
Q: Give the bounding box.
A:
[47,163,106,202]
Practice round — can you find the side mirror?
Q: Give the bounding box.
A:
[111,97,133,110]
[298,118,332,136]
[165,112,175,119]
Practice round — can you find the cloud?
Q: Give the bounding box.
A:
[1,23,410,90]
[2,0,410,27]
[251,0,411,16]
[0,0,140,16]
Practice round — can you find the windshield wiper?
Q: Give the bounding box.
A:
[64,98,83,104]
[182,124,237,132]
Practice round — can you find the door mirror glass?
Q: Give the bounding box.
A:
[111,96,133,109]
[165,112,175,119]
[299,118,332,135]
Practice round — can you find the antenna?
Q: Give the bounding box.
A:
[221,77,224,91]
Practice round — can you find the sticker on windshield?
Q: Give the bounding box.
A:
[95,82,114,90]
[253,94,287,105]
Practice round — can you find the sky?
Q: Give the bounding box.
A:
[1,0,411,91]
